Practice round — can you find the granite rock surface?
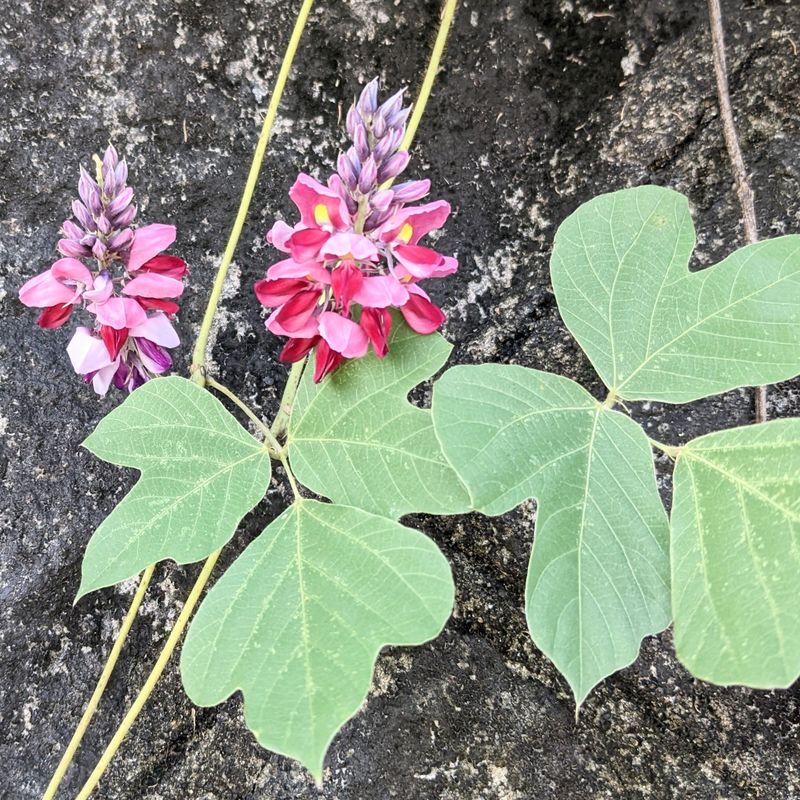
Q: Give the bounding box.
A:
[2,0,799,797]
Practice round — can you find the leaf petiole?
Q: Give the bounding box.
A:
[205,375,283,456]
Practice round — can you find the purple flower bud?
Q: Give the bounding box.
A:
[72,199,95,231]
[372,111,387,139]
[386,105,412,130]
[96,215,112,235]
[346,106,361,139]
[386,125,405,152]
[57,239,91,258]
[62,219,84,240]
[114,160,128,186]
[364,206,394,232]
[113,204,137,228]
[353,124,370,161]
[356,78,380,118]
[106,186,134,218]
[379,88,406,120]
[108,228,134,252]
[80,233,97,248]
[392,179,431,203]
[372,133,394,163]
[377,151,409,183]
[103,144,119,173]
[78,167,101,213]
[370,189,394,212]
[358,157,378,194]
[92,239,108,261]
[337,152,358,190]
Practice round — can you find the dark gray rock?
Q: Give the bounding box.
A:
[2,0,799,797]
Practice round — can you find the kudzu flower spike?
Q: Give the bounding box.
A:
[256,77,457,382]
[18,145,187,395]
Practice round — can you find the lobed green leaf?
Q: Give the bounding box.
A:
[78,376,272,598]
[180,499,454,780]
[671,419,800,687]
[551,185,800,403]
[288,320,470,518]
[432,364,670,704]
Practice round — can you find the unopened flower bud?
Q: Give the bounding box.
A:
[108,228,134,252]
[377,151,409,183]
[356,77,379,118]
[92,239,108,260]
[62,219,84,240]
[96,215,112,235]
[392,179,431,203]
[353,124,370,161]
[72,199,95,231]
[370,189,394,212]
[114,205,137,228]
[107,186,134,218]
[358,157,378,194]
[337,152,359,190]
[57,239,91,258]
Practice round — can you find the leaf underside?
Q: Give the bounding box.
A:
[180,499,454,780]
[78,376,271,598]
[288,319,470,519]
[550,185,800,403]
[432,364,671,704]
[671,419,800,687]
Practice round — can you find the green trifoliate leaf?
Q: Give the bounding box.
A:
[671,419,800,687]
[78,376,271,598]
[180,499,454,780]
[288,321,470,518]
[551,185,800,403]
[432,364,670,704]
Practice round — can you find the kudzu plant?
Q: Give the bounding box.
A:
[23,5,800,795]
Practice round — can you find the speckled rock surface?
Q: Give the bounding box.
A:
[2,0,800,797]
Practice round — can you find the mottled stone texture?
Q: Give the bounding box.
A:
[2,0,800,797]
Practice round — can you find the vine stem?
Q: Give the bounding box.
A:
[73,1,460,794]
[74,552,221,800]
[41,565,155,800]
[190,0,317,383]
[706,0,766,423]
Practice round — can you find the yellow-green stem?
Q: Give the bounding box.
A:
[191,0,316,383]
[41,565,155,800]
[271,358,307,440]
[74,552,221,800]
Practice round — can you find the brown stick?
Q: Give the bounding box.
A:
[707,0,767,422]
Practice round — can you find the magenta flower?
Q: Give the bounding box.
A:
[255,77,457,382]
[18,145,188,395]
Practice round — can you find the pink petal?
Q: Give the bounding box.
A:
[19,270,75,308]
[67,327,115,374]
[393,244,447,279]
[318,311,369,358]
[92,362,121,396]
[267,220,296,252]
[50,257,93,286]
[287,228,330,262]
[123,273,184,299]
[400,287,445,334]
[266,308,320,339]
[289,174,350,230]
[321,232,378,262]
[352,275,409,308]
[83,272,114,303]
[130,312,180,348]
[267,258,330,284]
[127,224,176,272]
[380,200,451,245]
[92,296,148,329]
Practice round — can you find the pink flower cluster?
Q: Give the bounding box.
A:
[255,78,457,382]
[18,146,187,395]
